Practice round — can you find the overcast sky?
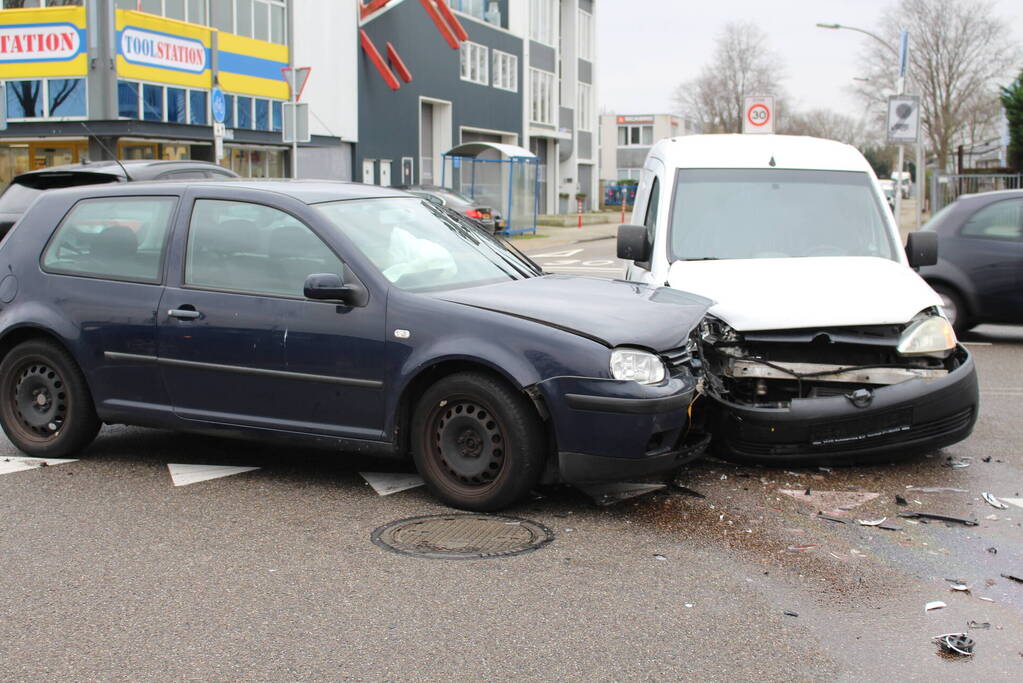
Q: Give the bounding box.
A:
[596,0,1023,117]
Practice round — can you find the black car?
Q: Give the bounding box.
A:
[394,184,500,233]
[0,180,710,510]
[0,160,239,239]
[918,190,1023,334]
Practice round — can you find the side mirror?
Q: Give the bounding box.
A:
[303,272,366,306]
[617,224,651,262]
[905,231,938,268]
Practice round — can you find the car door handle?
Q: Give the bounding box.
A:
[168,308,200,320]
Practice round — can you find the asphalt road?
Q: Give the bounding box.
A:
[2,240,1022,681]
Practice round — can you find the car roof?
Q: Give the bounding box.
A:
[649,134,874,173]
[957,189,1023,203]
[12,159,238,182]
[45,179,414,204]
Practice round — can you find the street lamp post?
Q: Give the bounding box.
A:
[817,22,924,230]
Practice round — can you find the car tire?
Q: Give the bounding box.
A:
[931,284,970,336]
[412,371,545,511]
[0,340,100,458]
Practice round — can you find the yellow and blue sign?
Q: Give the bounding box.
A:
[216,32,289,100]
[115,9,212,89]
[0,5,87,78]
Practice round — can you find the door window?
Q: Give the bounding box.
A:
[185,199,343,297]
[42,197,177,283]
[960,199,1023,240]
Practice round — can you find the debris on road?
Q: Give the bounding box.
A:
[925,601,947,611]
[783,610,799,617]
[779,489,878,514]
[1000,573,1023,584]
[672,484,706,499]
[967,621,991,630]
[897,512,978,526]
[945,457,972,469]
[906,486,968,493]
[578,482,666,506]
[982,492,1009,510]
[856,517,887,526]
[933,633,975,656]
[816,513,849,524]
[653,554,667,561]
[987,547,998,554]
[948,583,971,592]
[359,472,425,496]
[1002,497,1023,509]
[895,494,909,506]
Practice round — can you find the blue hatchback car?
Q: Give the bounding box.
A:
[0,181,710,510]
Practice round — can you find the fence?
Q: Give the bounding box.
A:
[931,173,1023,213]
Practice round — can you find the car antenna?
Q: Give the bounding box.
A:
[79,121,133,181]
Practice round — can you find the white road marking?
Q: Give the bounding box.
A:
[528,248,584,258]
[0,456,77,475]
[359,472,424,496]
[962,342,993,346]
[1002,498,1023,509]
[167,463,259,486]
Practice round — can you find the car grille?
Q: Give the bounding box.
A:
[661,346,693,376]
[728,407,975,456]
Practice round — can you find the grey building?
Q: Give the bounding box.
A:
[599,113,690,182]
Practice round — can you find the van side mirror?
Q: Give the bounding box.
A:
[304,271,367,306]
[905,231,938,268]
[617,224,651,262]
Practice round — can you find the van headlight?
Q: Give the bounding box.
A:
[610,348,666,384]
[897,315,957,357]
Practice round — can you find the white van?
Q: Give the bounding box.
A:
[617,135,978,463]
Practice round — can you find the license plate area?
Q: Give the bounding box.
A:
[810,408,913,446]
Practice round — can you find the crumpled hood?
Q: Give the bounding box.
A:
[667,256,942,331]
[437,274,712,350]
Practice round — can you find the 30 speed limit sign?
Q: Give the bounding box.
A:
[743,96,775,134]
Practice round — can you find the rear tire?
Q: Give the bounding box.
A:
[411,372,545,511]
[0,340,100,458]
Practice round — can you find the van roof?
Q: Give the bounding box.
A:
[649,134,874,173]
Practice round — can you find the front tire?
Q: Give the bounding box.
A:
[411,372,545,511]
[931,284,969,336]
[0,340,100,458]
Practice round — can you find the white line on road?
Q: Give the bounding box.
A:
[0,456,77,476]
[167,463,259,486]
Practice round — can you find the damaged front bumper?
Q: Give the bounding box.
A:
[709,344,978,462]
[535,374,706,483]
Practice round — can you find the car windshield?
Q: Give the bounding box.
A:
[668,169,897,261]
[316,197,538,291]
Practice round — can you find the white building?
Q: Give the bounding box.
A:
[599,113,689,182]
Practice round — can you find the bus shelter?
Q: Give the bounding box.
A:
[441,142,539,235]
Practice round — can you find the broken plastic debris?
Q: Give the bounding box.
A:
[932,633,974,656]
[906,486,968,493]
[1000,573,1023,584]
[359,472,425,496]
[945,456,972,469]
[895,494,909,506]
[783,610,799,617]
[856,517,887,526]
[816,513,848,524]
[653,554,667,561]
[579,482,666,506]
[967,621,991,630]
[925,601,947,611]
[1001,497,1023,509]
[786,544,818,553]
[948,583,971,592]
[672,485,706,499]
[897,512,978,526]
[982,492,1008,510]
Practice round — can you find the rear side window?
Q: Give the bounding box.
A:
[42,197,177,283]
[960,199,1023,240]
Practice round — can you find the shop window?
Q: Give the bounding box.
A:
[270,3,285,43]
[224,95,235,128]
[272,101,282,132]
[6,81,43,119]
[118,81,139,118]
[189,90,207,125]
[237,96,252,129]
[211,0,232,32]
[165,0,186,20]
[143,83,164,122]
[253,0,270,41]
[254,99,270,131]
[47,79,86,118]
[167,88,187,124]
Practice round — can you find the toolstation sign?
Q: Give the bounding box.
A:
[119,26,207,74]
[0,23,82,62]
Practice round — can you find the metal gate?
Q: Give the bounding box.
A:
[931,173,1023,213]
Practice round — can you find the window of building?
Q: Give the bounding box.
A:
[116,81,227,128]
[578,9,593,60]
[459,41,489,86]
[530,0,556,45]
[142,83,164,121]
[167,87,187,124]
[272,100,282,132]
[4,1,84,6]
[254,99,269,131]
[236,96,253,129]
[224,94,235,127]
[189,90,207,125]
[492,50,518,92]
[185,199,341,297]
[530,68,554,125]
[618,124,653,146]
[5,79,86,120]
[577,83,592,131]
[42,197,177,284]
[617,168,642,182]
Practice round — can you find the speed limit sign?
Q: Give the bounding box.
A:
[743,96,775,134]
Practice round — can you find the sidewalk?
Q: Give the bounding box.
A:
[508,220,619,251]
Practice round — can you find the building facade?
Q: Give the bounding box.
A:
[599,113,688,182]
[357,0,597,214]
[0,0,357,186]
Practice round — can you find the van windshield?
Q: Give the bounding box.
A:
[668,169,897,262]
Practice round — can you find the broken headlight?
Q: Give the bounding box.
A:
[610,348,666,385]
[897,314,956,357]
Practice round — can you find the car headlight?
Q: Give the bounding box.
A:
[610,348,666,384]
[897,315,957,357]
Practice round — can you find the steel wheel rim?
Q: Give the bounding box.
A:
[428,399,505,489]
[10,360,67,441]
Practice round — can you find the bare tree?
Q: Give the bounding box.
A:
[673,21,785,134]
[778,108,865,146]
[854,0,1021,170]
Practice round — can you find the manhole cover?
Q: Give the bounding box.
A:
[371,514,554,560]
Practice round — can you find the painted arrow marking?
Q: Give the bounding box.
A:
[0,456,78,475]
[167,463,259,487]
[359,471,424,496]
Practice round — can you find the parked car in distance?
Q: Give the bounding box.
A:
[0,160,239,239]
[917,190,1023,334]
[618,134,978,464]
[0,180,712,510]
[394,184,501,233]
[878,179,897,211]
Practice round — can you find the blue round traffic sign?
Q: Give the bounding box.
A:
[211,87,226,124]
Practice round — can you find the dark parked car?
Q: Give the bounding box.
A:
[394,184,501,233]
[918,190,1023,334]
[0,180,710,510]
[0,159,239,239]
